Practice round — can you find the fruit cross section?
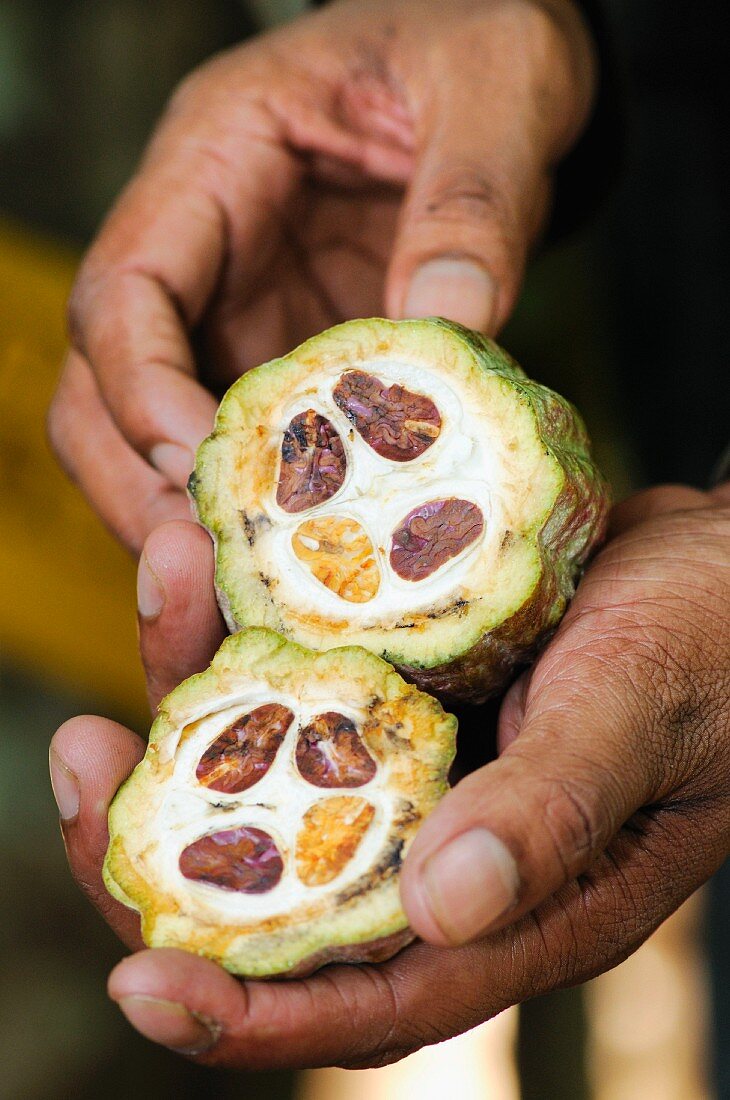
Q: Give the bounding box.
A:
[269,360,495,620]
[159,689,392,916]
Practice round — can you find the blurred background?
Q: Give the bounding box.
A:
[0,1,727,1097]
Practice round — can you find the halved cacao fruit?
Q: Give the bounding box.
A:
[103,628,456,978]
[191,318,610,704]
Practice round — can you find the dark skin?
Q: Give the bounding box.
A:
[50,485,730,1064]
[47,0,596,553]
[44,0,729,1066]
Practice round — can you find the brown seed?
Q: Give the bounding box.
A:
[292,516,380,603]
[276,410,346,513]
[390,498,484,581]
[333,370,441,462]
[296,712,377,788]
[196,703,294,794]
[179,826,283,893]
[296,797,375,886]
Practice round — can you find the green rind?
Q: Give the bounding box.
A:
[104,628,457,978]
[402,322,609,700]
[191,318,610,704]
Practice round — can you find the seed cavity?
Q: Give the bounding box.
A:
[179,826,283,893]
[296,797,375,886]
[277,410,346,513]
[333,370,441,462]
[390,498,484,581]
[292,516,380,603]
[196,703,294,794]
[296,712,377,788]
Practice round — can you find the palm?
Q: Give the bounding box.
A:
[200,178,401,389]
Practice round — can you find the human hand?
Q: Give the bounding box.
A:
[48,0,596,554]
[49,484,730,1065]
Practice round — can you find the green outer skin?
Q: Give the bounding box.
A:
[103,628,457,979]
[403,322,610,701]
[191,318,610,705]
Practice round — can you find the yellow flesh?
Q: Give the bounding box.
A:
[292,516,380,604]
[295,796,376,886]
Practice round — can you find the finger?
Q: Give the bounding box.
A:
[108,946,404,1066]
[402,498,730,950]
[400,623,673,947]
[48,351,192,554]
[137,520,226,712]
[384,11,584,330]
[68,83,299,481]
[105,800,726,1070]
[609,484,709,537]
[495,668,532,754]
[386,103,550,333]
[49,716,146,950]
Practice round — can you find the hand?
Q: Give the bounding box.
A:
[47,0,596,554]
[49,483,730,1066]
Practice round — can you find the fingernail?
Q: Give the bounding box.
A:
[137,554,165,620]
[404,258,497,332]
[49,747,80,822]
[150,442,194,488]
[116,995,221,1055]
[421,829,519,945]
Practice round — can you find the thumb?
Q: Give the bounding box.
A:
[385,84,552,334]
[137,520,226,712]
[400,652,657,947]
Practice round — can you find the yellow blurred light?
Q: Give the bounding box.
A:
[297,1006,519,1100]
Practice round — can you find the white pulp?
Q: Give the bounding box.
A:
[138,684,395,924]
[258,358,506,627]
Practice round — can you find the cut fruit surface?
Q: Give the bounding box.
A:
[103,628,456,978]
[192,318,610,703]
[333,369,442,461]
[390,498,485,582]
[180,826,284,894]
[276,410,346,513]
[196,702,293,794]
[292,516,380,603]
[296,797,375,887]
[296,711,377,788]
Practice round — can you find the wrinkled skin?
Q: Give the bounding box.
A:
[390,498,484,580]
[333,370,442,461]
[45,0,728,1070]
[50,485,730,1066]
[46,0,596,554]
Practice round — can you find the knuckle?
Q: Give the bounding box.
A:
[343,966,403,1065]
[516,864,644,998]
[166,46,262,123]
[522,900,579,991]
[540,773,606,879]
[334,963,472,1070]
[499,1,594,107]
[105,367,159,444]
[421,166,515,231]
[512,0,581,60]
